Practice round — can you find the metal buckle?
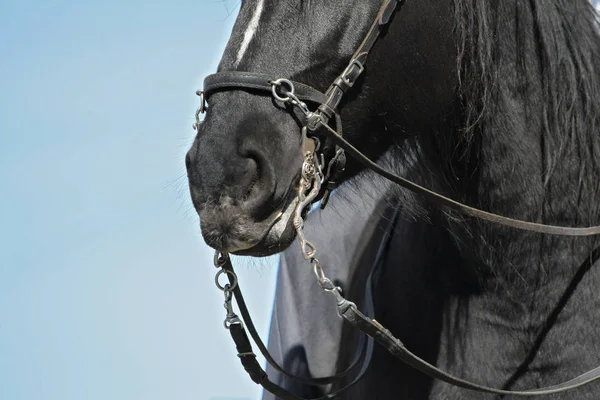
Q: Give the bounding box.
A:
[341,59,365,87]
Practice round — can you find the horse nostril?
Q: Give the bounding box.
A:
[238,150,277,218]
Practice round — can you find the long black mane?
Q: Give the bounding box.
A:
[383,0,600,260]
[326,4,600,397]
[455,0,600,216]
[334,1,600,287]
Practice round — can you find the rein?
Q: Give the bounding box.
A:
[195,0,600,397]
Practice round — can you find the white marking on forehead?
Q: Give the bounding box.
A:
[235,0,265,67]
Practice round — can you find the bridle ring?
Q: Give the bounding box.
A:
[196,89,207,114]
[214,251,229,268]
[271,78,295,102]
[215,268,238,291]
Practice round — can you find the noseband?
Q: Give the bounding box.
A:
[194,0,600,398]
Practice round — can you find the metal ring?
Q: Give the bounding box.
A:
[270,78,295,102]
[214,251,229,268]
[311,258,326,283]
[196,90,207,114]
[215,268,238,291]
[193,90,207,131]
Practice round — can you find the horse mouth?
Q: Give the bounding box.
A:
[232,196,299,257]
[199,180,302,257]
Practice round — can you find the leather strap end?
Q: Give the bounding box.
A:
[229,323,267,385]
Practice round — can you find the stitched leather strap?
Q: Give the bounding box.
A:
[338,302,600,396]
[228,323,373,400]
[203,71,328,105]
[309,0,402,128]
[314,121,600,236]
[224,246,600,398]
[224,257,377,400]
[336,245,600,396]
[226,254,372,387]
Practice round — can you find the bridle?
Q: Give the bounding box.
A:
[194,0,600,398]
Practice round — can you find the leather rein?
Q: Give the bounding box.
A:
[195,0,600,397]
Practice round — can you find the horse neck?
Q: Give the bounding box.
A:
[447,0,600,301]
[371,0,600,302]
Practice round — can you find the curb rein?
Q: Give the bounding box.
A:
[195,0,600,398]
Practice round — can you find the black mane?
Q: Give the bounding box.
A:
[455,0,600,220]
[368,0,600,294]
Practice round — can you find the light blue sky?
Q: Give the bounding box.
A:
[0,1,277,399]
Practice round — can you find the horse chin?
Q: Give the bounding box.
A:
[233,198,298,257]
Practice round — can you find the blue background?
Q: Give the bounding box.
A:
[0,1,278,399]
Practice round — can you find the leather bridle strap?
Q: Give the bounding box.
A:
[223,230,600,398]
[220,204,401,398]
[226,255,373,387]
[313,121,600,236]
[202,0,402,125]
[306,0,403,129]
[335,246,600,396]
[223,256,377,400]
[203,71,329,106]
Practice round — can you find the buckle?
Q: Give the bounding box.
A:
[340,58,365,87]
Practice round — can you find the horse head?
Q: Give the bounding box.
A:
[186,0,457,256]
[189,1,600,398]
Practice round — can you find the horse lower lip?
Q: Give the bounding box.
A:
[223,240,259,253]
[233,219,296,257]
[230,198,298,256]
[247,190,299,246]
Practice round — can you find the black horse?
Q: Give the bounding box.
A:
[186,0,600,398]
